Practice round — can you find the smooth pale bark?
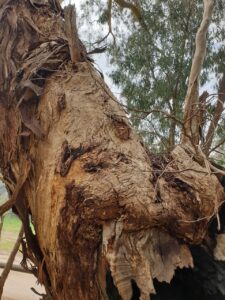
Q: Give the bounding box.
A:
[0,1,224,299]
[204,70,225,155]
[182,0,214,145]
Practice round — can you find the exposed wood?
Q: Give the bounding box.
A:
[64,5,81,64]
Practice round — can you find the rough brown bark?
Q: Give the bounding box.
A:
[0,1,224,299]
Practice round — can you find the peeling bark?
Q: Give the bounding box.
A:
[0,1,224,299]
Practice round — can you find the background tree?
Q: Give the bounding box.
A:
[0,1,225,300]
[81,0,225,154]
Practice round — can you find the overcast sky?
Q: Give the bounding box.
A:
[62,0,121,96]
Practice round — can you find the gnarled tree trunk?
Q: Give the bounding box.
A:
[0,1,224,299]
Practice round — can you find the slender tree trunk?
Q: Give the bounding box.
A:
[0,1,224,299]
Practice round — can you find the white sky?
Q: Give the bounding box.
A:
[61,1,219,97]
[62,0,121,96]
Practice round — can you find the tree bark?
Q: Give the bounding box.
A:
[0,1,224,299]
[204,69,225,155]
[182,0,214,146]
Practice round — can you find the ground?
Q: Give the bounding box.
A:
[1,213,44,299]
[1,267,45,300]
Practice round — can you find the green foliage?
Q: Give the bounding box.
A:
[80,0,225,153]
[2,213,21,233]
[0,214,21,252]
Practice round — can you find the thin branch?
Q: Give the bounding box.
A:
[204,69,225,155]
[209,137,225,154]
[0,160,30,216]
[0,215,4,239]
[182,0,214,145]
[114,0,142,22]
[0,226,24,298]
[124,105,184,126]
[95,0,116,44]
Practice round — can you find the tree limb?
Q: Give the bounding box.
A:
[0,215,4,239]
[204,69,225,155]
[114,0,142,21]
[209,136,225,155]
[182,0,214,145]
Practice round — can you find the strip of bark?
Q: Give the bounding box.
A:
[64,5,81,63]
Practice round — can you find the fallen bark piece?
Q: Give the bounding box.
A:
[103,223,193,299]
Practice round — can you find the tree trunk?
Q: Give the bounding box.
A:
[0,1,224,299]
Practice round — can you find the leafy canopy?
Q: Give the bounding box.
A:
[80,0,225,154]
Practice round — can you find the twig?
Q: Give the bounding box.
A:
[94,0,116,44]
[209,137,225,154]
[178,200,225,225]
[153,159,175,200]
[0,159,31,216]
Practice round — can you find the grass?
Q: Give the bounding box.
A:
[2,213,22,232]
[0,213,22,253]
[0,186,22,253]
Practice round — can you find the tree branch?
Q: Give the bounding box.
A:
[114,0,142,21]
[96,0,116,44]
[0,159,31,216]
[209,136,225,155]
[204,69,225,155]
[182,0,214,145]
[0,215,4,239]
